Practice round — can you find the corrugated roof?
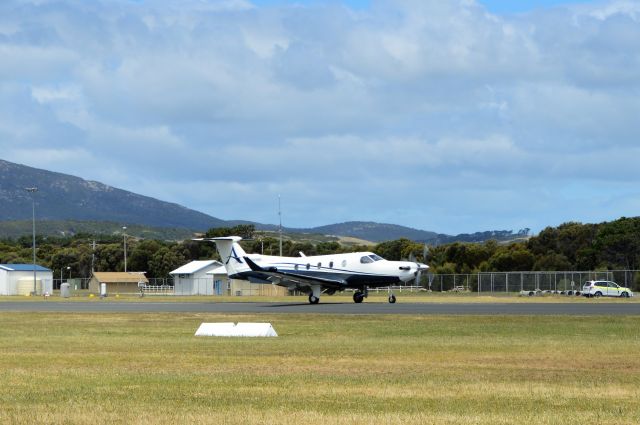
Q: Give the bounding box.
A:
[169,260,221,275]
[0,264,52,272]
[92,272,148,283]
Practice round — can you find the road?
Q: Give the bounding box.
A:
[1,301,639,315]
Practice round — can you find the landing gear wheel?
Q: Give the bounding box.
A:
[388,294,396,304]
[353,292,365,304]
[308,294,320,304]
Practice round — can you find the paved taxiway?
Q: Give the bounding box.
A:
[1,301,639,315]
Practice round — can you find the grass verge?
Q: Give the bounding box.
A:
[0,313,639,424]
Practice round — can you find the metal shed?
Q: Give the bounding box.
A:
[170,260,223,295]
[88,272,148,295]
[0,264,53,295]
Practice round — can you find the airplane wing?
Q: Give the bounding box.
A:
[243,257,347,289]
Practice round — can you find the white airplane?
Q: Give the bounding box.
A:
[196,236,429,304]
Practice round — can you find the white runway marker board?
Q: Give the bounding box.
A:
[195,322,278,337]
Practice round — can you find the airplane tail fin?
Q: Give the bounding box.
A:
[194,236,250,277]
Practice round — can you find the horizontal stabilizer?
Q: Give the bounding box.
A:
[244,256,277,272]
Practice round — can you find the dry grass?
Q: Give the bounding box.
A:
[0,313,639,424]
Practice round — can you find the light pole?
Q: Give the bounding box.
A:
[122,226,127,272]
[25,187,38,295]
[59,266,71,288]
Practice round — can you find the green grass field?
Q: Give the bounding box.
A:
[0,312,639,424]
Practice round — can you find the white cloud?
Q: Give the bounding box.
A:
[0,0,638,233]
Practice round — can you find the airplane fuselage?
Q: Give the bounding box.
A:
[196,236,429,304]
[235,251,422,289]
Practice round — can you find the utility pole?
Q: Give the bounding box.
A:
[278,195,283,256]
[122,226,127,272]
[25,187,38,295]
[91,240,96,273]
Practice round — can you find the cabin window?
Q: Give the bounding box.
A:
[329,261,334,268]
[306,264,310,270]
[360,256,374,264]
[369,254,384,261]
[342,260,347,267]
[317,262,321,269]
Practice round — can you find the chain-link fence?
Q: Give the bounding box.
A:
[426,270,640,293]
[50,270,640,296]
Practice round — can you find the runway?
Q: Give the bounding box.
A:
[1,301,639,315]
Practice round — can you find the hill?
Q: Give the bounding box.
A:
[295,222,440,243]
[0,159,525,244]
[0,159,227,230]
[295,221,524,244]
[0,220,195,241]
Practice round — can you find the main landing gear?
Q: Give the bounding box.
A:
[353,288,397,303]
[353,291,365,303]
[307,285,322,304]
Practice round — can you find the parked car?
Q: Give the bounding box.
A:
[582,280,634,298]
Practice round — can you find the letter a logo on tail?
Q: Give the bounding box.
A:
[227,246,244,264]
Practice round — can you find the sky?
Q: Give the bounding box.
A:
[1,0,639,235]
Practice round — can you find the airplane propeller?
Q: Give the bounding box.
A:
[414,244,430,288]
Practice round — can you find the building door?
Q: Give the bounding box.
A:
[214,280,223,295]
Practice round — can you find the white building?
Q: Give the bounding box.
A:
[170,260,225,295]
[205,266,290,297]
[0,264,54,295]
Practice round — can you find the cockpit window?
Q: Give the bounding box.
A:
[369,254,384,262]
[360,256,374,264]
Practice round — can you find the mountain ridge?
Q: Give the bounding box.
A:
[0,159,522,243]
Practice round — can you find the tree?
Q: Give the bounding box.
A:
[94,244,124,272]
[375,238,415,261]
[486,244,535,271]
[148,245,187,278]
[128,240,163,273]
[533,253,572,271]
[205,224,255,239]
[594,217,640,270]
